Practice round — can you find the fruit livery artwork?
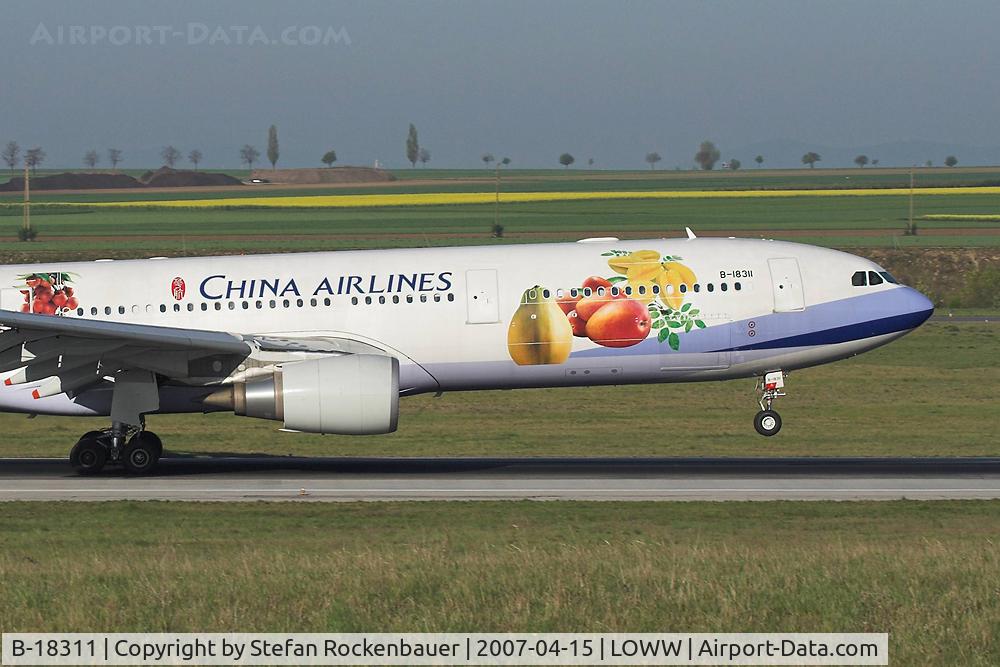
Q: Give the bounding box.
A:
[17,272,80,316]
[507,250,702,366]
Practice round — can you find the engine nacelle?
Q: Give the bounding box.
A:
[205,354,399,434]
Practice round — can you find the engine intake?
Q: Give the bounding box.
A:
[204,354,399,434]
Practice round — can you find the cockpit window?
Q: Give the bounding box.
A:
[868,271,884,286]
[851,271,867,287]
[879,271,898,284]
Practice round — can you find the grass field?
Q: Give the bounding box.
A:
[1,320,995,459]
[1,500,999,665]
[1,192,1000,267]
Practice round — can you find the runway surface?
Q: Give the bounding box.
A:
[3,456,1000,501]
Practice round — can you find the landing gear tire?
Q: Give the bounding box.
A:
[70,437,108,475]
[122,432,162,475]
[754,410,782,437]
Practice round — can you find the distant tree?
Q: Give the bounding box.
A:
[418,147,431,166]
[500,156,511,166]
[2,141,20,174]
[801,151,821,168]
[24,147,45,174]
[645,152,662,170]
[728,158,741,171]
[945,155,958,167]
[188,149,203,170]
[754,154,764,167]
[406,123,419,167]
[559,153,575,169]
[925,160,933,168]
[160,145,180,168]
[107,148,122,170]
[83,150,99,169]
[240,144,260,171]
[694,141,720,170]
[267,124,279,169]
[481,153,495,168]
[854,154,869,168]
[588,157,594,167]
[871,158,879,166]
[321,150,338,167]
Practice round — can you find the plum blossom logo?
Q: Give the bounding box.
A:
[171,277,186,301]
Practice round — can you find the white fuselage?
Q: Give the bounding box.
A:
[0,237,933,417]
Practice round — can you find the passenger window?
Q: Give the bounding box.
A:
[269,300,276,308]
[406,295,414,303]
[652,284,660,294]
[420,294,428,302]
[378,295,386,304]
[351,297,358,305]
[851,271,867,287]
[721,283,728,292]
[734,282,742,291]
[447,293,455,302]
[201,303,208,311]
[868,271,884,286]
[310,298,318,307]
[433,293,441,302]
[119,306,126,314]
[679,284,687,293]
[365,296,372,305]
[707,283,715,293]
[159,305,166,313]
[187,303,195,311]
[583,287,592,297]
[228,302,235,310]
[693,284,701,293]
[324,297,332,306]
[215,302,222,311]
[76,308,83,316]
[91,307,98,315]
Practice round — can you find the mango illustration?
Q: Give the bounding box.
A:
[507,286,573,365]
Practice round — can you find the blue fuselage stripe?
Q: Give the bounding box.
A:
[719,308,933,352]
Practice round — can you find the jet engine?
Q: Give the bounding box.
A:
[204,354,399,434]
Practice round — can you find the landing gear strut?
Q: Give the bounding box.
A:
[754,370,785,437]
[69,423,162,475]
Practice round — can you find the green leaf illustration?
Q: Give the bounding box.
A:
[658,328,671,343]
[652,320,665,329]
[608,276,627,283]
[666,320,681,328]
[685,320,693,333]
[688,308,699,315]
[681,303,692,312]
[667,332,680,350]
[695,320,706,328]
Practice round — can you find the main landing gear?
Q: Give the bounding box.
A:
[69,422,163,475]
[754,370,786,437]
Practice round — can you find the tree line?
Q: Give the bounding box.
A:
[0,127,967,174]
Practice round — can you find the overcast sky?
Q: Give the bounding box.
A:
[1,0,998,169]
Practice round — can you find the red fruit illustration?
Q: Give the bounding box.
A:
[556,293,581,316]
[581,276,612,292]
[66,297,78,310]
[585,298,651,348]
[568,310,588,337]
[31,300,46,313]
[52,292,68,308]
[20,304,30,313]
[575,291,624,321]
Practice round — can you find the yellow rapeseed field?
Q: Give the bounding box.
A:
[920,213,1000,221]
[68,185,1000,209]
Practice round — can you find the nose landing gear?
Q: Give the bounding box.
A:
[754,370,785,436]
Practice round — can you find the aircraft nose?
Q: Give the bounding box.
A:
[899,286,934,327]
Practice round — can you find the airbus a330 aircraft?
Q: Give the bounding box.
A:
[0,233,932,474]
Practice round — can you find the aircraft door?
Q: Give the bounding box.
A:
[0,288,26,312]
[465,269,500,324]
[767,258,805,312]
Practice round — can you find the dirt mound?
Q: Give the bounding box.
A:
[249,166,395,184]
[0,172,142,191]
[139,167,243,187]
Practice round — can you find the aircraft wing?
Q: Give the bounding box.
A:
[0,309,253,398]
